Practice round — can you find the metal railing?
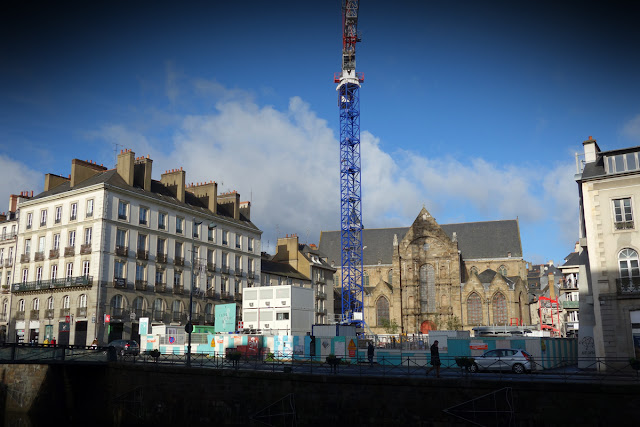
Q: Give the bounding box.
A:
[12,276,94,293]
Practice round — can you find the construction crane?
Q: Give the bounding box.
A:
[334,0,364,327]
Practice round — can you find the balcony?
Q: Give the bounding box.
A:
[204,313,214,324]
[64,246,75,257]
[115,245,128,257]
[20,254,30,263]
[562,300,579,309]
[207,262,216,272]
[44,309,54,319]
[15,311,25,320]
[173,285,184,295]
[316,291,327,300]
[615,220,634,231]
[616,277,640,295]
[34,252,44,262]
[76,307,87,318]
[133,308,148,319]
[136,249,149,260]
[247,271,255,279]
[175,256,184,267]
[30,309,40,320]
[316,308,328,315]
[0,232,17,242]
[156,253,167,264]
[12,276,93,293]
[135,280,148,291]
[171,311,184,322]
[4,259,13,267]
[152,310,165,322]
[113,278,127,289]
[49,249,59,259]
[205,288,219,299]
[234,269,243,276]
[59,308,70,318]
[155,283,167,293]
[221,292,232,301]
[221,265,229,274]
[80,244,92,255]
[234,293,242,302]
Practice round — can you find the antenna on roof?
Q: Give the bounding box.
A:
[113,143,122,166]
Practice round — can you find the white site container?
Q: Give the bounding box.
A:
[242,285,314,335]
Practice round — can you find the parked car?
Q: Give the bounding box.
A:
[468,348,532,374]
[107,339,140,356]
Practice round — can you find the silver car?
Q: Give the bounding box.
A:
[468,348,532,374]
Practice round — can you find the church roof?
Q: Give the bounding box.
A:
[318,219,522,267]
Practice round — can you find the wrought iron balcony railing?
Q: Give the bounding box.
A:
[156,253,167,263]
[34,252,44,262]
[175,256,184,266]
[12,276,93,293]
[155,283,167,293]
[49,249,59,259]
[135,280,148,291]
[113,278,127,289]
[76,307,88,318]
[136,250,149,260]
[64,247,75,257]
[616,277,640,295]
[115,245,128,257]
[80,244,92,255]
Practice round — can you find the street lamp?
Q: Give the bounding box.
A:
[187,218,216,367]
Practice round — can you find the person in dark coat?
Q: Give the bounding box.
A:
[367,342,375,364]
[426,340,441,378]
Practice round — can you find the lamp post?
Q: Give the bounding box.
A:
[187,218,216,367]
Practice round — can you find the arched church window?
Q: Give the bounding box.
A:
[419,264,436,313]
[498,265,508,277]
[376,296,389,325]
[492,292,507,325]
[467,292,482,324]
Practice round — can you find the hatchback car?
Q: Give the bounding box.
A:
[468,348,532,374]
[107,339,140,356]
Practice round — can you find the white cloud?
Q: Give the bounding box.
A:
[0,155,42,211]
[85,78,578,257]
[622,114,640,142]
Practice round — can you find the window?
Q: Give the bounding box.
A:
[363,271,369,286]
[51,264,57,281]
[607,152,640,174]
[40,209,47,226]
[26,212,33,229]
[387,269,393,284]
[467,293,483,324]
[158,212,166,230]
[1,227,5,240]
[136,264,145,281]
[175,242,183,257]
[155,268,164,284]
[138,234,147,251]
[469,266,479,276]
[174,271,182,287]
[235,256,241,272]
[176,217,183,234]
[66,262,73,279]
[55,206,62,224]
[235,234,241,249]
[5,271,11,286]
[47,296,54,310]
[36,267,42,283]
[248,237,254,251]
[157,238,165,254]
[193,221,200,238]
[0,249,3,263]
[118,201,128,220]
[207,249,214,264]
[139,207,148,225]
[68,230,76,247]
[114,260,126,279]
[613,198,634,230]
[18,299,25,312]
[70,203,77,220]
[22,268,28,283]
[208,226,215,242]
[492,292,507,325]
[32,298,40,310]
[222,252,228,268]
[221,276,228,293]
[24,239,31,255]
[498,265,508,277]
[116,229,127,247]
[222,230,228,245]
[419,264,436,313]
[248,258,254,273]
[84,228,92,245]
[79,294,87,308]
[53,234,60,250]
[82,260,90,277]
[38,236,45,253]
[63,295,70,309]
[86,199,94,217]
[276,312,290,321]
[618,248,640,291]
[376,296,389,325]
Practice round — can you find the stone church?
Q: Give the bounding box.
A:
[318,207,531,334]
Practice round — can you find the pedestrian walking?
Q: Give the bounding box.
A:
[367,342,375,364]
[426,340,441,378]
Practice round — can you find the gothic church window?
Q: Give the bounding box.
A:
[467,292,482,325]
[419,264,436,313]
[498,265,508,277]
[376,296,389,326]
[492,292,507,325]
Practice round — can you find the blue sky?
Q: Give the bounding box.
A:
[1,0,640,265]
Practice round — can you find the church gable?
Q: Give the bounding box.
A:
[401,207,458,257]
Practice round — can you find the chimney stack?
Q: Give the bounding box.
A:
[160,168,186,203]
[186,181,217,214]
[71,159,107,187]
[116,149,135,186]
[133,156,153,191]
[218,191,240,220]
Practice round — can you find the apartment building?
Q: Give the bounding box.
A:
[8,150,261,346]
[576,137,640,362]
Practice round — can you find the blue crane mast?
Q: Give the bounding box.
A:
[334,0,364,327]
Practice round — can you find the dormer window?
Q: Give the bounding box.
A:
[606,152,639,174]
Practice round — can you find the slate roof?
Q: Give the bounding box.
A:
[561,252,580,267]
[579,145,640,181]
[30,169,259,230]
[260,259,310,281]
[318,219,522,266]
